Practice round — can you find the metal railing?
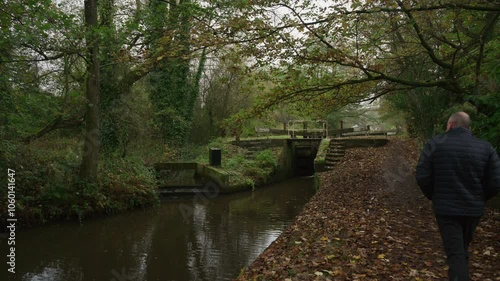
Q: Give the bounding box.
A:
[287,120,328,138]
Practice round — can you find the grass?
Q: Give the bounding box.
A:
[314,138,331,165]
[194,138,280,190]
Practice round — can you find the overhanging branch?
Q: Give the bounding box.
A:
[23,115,84,144]
[396,0,452,70]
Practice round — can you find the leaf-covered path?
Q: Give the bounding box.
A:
[236,139,500,281]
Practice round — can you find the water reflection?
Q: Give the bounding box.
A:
[1,177,315,281]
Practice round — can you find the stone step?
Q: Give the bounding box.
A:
[328,144,346,147]
[326,151,345,156]
[325,157,343,163]
[328,150,345,154]
[327,146,346,150]
[325,156,342,160]
[325,157,344,162]
[325,139,346,169]
[328,144,346,149]
[325,157,341,162]
[325,155,344,160]
[328,146,346,151]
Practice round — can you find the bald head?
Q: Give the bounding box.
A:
[447,112,470,131]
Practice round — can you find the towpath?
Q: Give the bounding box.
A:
[235,139,500,281]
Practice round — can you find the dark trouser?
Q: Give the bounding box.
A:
[435,215,481,281]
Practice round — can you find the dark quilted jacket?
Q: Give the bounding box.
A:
[416,127,500,216]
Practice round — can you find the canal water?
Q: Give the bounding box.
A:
[2,177,315,281]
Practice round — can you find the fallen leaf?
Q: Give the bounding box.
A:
[409,269,418,277]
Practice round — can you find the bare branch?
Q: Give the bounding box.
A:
[345,3,500,15]
[23,115,84,144]
[396,0,452,70]
[474,11,499,92]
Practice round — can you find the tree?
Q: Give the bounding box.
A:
[147,0,207,145]
[0,0,86,150]
[79,0,100,182]
[212,0,498,134]
[98,0,122,153]
[97,0,143,154]
[189,53,255,142]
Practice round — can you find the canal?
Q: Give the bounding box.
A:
[3,177,316,281]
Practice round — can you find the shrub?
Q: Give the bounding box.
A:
[225,155,247,169]
[1,138,159,227]
[255,149,277,168]
[94,156,159,215]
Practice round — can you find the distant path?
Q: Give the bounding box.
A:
[235,139,500,281]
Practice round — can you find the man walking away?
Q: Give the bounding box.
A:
[416,112,500,281]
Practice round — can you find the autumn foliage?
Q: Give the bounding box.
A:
[236,138,499,280]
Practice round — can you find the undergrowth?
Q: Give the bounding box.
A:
[0,138,159,228]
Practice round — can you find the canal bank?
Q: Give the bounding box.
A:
[235,139,500,280]
[3,137,318,230]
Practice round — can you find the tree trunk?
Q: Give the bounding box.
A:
[80,0,100,182]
